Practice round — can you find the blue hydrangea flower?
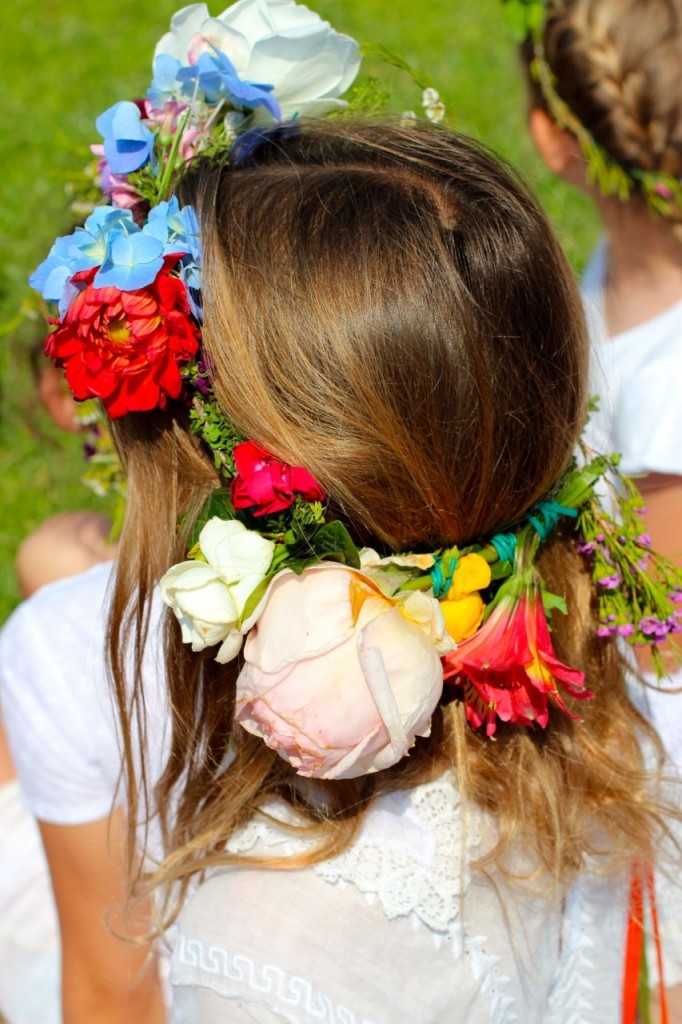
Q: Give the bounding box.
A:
[145,197,200,257]
[176,50,281,120]
[93,231,165,291]
[96,101,158,176]
[148,54,185,108]
[31,194,201,309]
[29,234,78,308]
[30,207,136,312]
[146,199,202,319]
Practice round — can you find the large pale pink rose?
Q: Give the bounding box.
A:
[235,566,452,779]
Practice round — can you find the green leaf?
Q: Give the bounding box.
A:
[395,575,434,593]
[237,575,272,627]
[189,488,236,548]
[308,521,361,568]
[542,590,568,617]
[490,559,513,581]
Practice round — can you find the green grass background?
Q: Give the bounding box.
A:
[0,0,599,622]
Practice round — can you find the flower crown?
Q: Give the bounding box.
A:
[30,1,681,781]
[504,0,682,218]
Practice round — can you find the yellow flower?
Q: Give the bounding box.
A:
[440,553,492,643]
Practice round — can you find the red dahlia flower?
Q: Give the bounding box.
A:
[442,574,593,737]
[44,256,200,418]
[231,440,325,516]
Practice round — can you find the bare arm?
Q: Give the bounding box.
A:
[639,473,682,568]
[651,985,682,1022]
[39,808,166,1024]
[639,475,682,1018]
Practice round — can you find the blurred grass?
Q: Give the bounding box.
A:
[0,0,599,622]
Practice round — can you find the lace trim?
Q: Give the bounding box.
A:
[226,811,312,859]
[174,934,378,1024]
[315,774,482,933]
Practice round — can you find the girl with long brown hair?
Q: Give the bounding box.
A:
[98,119,681,1021]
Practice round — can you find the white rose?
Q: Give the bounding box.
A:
[154,0,361,119]
[159,517,275,663]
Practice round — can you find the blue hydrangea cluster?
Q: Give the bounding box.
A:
[29,198,201,312]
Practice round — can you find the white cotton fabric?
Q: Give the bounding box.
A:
[581,239,682,477]
[169,772,656,1024]
[0,780,60,1024]
[0,561,168,825]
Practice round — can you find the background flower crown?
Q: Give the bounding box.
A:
[30,0,681,781]
[503,0,682,219]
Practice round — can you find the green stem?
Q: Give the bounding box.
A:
[156,107,192,202]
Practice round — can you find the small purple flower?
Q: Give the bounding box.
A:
[193,358,212,397]
[597,625,616,638]
[576,540,596,556]
[595,533,605,542]
[617,623,635,637]
[669,590,682,604]
[639,616,670,641]
[655,182,675,200]
[635,533,652,547]
[637,558,649,570]
[598,573,621,590]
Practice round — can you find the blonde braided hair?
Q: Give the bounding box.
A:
[533,0,682,226]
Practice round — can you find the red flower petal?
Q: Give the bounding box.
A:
[44,263,200,418]
[231,440,324,516]
[443,583,593,736]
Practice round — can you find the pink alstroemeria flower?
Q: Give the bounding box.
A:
[442,572,593,737]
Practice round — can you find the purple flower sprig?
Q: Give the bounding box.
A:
[576,454,682,675]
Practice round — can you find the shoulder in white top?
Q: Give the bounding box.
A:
[0,561,168,825]
[581,239,682,477]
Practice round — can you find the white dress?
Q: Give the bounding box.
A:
[170,772,682,1024]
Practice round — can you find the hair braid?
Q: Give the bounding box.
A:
[544,0,682,198]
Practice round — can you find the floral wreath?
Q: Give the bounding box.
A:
[503,0,682,218]
[31,0,681,782]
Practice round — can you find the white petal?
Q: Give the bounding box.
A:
[200,518,274,581]
[215,629,245,664]
[159,561,224,601]
[218,0,277,42]
[154,4,211,61]
[357,641,409,757]
[174,578,238,625]
[247,32,359,104]
[188,20,251,69]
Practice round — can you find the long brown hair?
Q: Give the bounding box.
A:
[108,120,667,926]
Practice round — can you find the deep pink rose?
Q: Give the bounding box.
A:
[230,440,324,516]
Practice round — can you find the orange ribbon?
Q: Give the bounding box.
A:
[622,861,669,1024]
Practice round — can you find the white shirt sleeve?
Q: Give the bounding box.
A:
[0,562,122,824]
